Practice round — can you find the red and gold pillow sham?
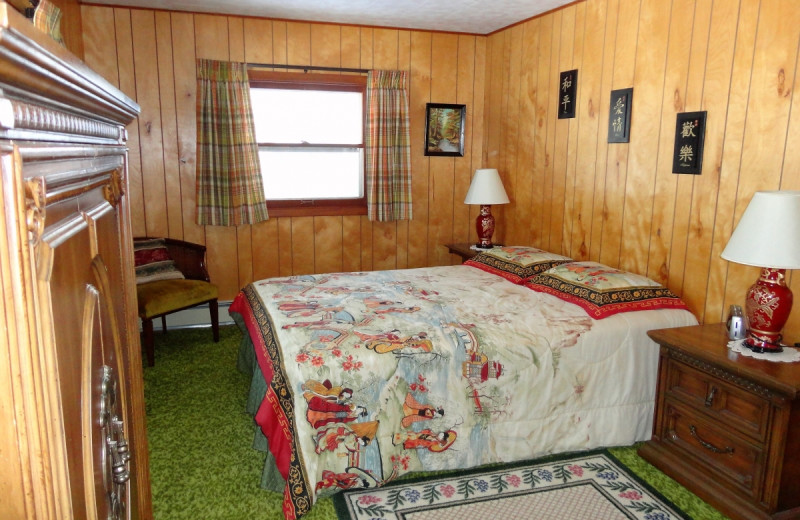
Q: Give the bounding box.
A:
[464,246,572,284]
[524,261,689,318]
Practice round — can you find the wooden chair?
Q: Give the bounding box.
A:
[135,237,219,366]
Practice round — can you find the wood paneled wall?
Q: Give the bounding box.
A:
[80,6,486,301]
[485,0,800,338]
[80,1,800,339]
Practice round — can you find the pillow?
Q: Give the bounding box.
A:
[133,238,185,285]
[464,246,572,284]
[524,261,689,319]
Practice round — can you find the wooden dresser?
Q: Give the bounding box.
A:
[0,5,152,519]
[639,323,800,520]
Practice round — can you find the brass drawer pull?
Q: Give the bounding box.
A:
[690,425,734,455]
[705,386,717,407]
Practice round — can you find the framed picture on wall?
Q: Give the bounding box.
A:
[424,103,466,157]
[608,88,633,143]
[672,111,707,174]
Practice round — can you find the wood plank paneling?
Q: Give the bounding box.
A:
[154,11,184,240]
[130,10,168,238]
[81,6,117,85]
[170,12,204,246]
[598,0,638,268]
[704,0,759,327]
[646,0,695,287]
[588,0,619,261]
[502,24,524,246]
[618,0,670,276]
[679,0,739,323]
[481,0,800,340]
[407,30,433,268]
[81,0,800,341]
[112,8,145,238]
[666,0,713,298]
[570,0,604,261]
[532,14,554,250]
[427,33,459,267]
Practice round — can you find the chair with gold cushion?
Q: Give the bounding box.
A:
[134,237,219,366]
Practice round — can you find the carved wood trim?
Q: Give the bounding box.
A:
[80,284,100,520]
[24,158,124,245]
[3,99,124,142]
[667,348,777,401]
[25,177,45,245]
[0,5,139,125]
[103,169,124,208]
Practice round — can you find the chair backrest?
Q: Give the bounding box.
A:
[134,237,210,282]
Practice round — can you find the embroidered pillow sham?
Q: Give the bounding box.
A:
[525,261,689,318]
[464,246,572,284]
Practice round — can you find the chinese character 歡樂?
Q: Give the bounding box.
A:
[679,144,694,163]
[681,120,696,138]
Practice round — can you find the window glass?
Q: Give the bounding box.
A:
[249,72,367,216]
[258,147,363,199]
[251,89,362,145]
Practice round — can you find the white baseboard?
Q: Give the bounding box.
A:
[139,300,236,330]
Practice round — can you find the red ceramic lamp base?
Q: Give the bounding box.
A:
[743,267,792,353]
[475,205,496,249]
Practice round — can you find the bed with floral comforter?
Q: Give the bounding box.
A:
[230,260,697,519]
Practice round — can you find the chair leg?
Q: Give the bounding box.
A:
[209,299,220,343]
[142,318,155,366]
[161,315,168,334]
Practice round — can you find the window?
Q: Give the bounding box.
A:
[248,70,367,217]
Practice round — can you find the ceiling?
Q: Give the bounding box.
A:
[83,0,576,35]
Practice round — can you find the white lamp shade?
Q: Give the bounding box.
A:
[721,190,800,269]
[464,168,510,205]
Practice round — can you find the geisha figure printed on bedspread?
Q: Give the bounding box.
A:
[230,264,697,519]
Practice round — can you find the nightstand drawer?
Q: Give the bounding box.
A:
[665,357,770,442]
[662,400,765,499]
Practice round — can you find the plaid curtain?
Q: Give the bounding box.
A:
[365,70,412,221]
[33,0,64,45]
[196,59,268,226]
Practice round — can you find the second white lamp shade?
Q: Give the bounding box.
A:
[464,168,510,205]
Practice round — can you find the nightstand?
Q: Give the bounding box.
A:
[445,243,480,262]
[639,323,800,520]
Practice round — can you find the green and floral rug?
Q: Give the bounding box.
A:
[334,449,687,520]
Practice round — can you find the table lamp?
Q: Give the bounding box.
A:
[720,190,800,352]
[464,168,510,248]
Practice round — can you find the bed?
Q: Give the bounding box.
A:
[230,247,698,519]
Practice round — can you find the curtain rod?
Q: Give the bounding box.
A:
[247,63,369,74]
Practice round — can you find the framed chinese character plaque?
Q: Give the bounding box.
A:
[608,88,633,143]
[672,111,706,174]
[558,69,578,119]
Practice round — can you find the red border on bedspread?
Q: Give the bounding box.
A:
[230,289,308,519]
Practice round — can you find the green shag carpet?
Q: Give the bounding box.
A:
[143,325,728,520]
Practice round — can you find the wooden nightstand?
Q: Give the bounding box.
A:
[639,323,800,520]
[445,243,480,262]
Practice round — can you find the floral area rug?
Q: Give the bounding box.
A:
[333,449,689,520]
